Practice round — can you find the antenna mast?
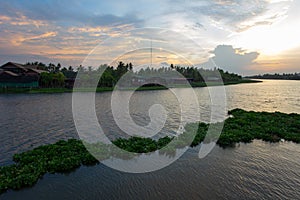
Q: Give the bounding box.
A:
[150,38,152,66]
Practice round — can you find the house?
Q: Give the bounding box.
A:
[205,76,221,82]
[0,62,47,88]
[131,75,193,87]
[167,77,193,85]
[131,76,167,87]
[131,75,146,86]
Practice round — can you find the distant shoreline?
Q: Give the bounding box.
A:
[247,78,300,81]
[246,73,300,81]
[0,79,261,94]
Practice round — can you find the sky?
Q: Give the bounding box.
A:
[0,0,299,75]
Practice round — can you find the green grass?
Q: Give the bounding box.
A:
[0,109,299,194]
[0,79,261,94]
[224,79,262,85]
[0,88,73,94]
[0,86,167,94]
[191,79,262,87]
[29,88,73,93]
[0,88,32,93]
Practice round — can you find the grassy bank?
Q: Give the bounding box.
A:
[0,86,167,94]
[1,109,299,193]
[191,79,261,87]
[0,79,261,94]
[0,87,73,94]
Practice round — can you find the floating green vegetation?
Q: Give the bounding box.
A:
[184,108,300,148]
[112,136,172,153]
[216,108,300,147]
[0,139,99,193]
[0,109,299,194]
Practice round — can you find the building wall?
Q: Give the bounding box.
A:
[0,81,39,88]
[0,63,41,88]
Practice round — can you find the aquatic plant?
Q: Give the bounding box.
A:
[0,139,100,193]
[112,136,172,153]
[216,109,300,147]
[0,109,299,194]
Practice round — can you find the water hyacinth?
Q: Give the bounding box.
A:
[0,109,299,194]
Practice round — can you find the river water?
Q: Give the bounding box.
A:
[0,79,299,199]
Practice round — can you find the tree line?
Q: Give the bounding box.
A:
[246,73,300,80]
[25,61,244,88]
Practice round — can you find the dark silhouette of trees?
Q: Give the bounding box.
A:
[40,72,65,88]
[24,61,246,88]
[246,73,300,80]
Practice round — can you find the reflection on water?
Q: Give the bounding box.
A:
[0,79,299,199]
[102,147,187,173]
[225,79,300,113]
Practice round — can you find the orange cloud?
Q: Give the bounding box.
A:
[68,24,134,37]
[0,15,11,21]
[0,13,46,28]
[12,32,57,46]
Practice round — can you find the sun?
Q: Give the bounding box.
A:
[230,13,300,56]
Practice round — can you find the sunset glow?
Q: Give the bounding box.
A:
[0,0,299,75]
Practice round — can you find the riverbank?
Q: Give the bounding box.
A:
[191,79,261,87]
[0,108,299,194]
[0,79,261,94]
[0,86,168,94]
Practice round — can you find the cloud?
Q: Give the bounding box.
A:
[200,45,259,75]
[1,0,291,32]
[0,0,144,28]
[89,14,143,27]
[0,13,47,28]
[0,0,297,74]
[13,32,57,45]
[67,24,134,38]
[144,0,292,35]
[0,53,55,66]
